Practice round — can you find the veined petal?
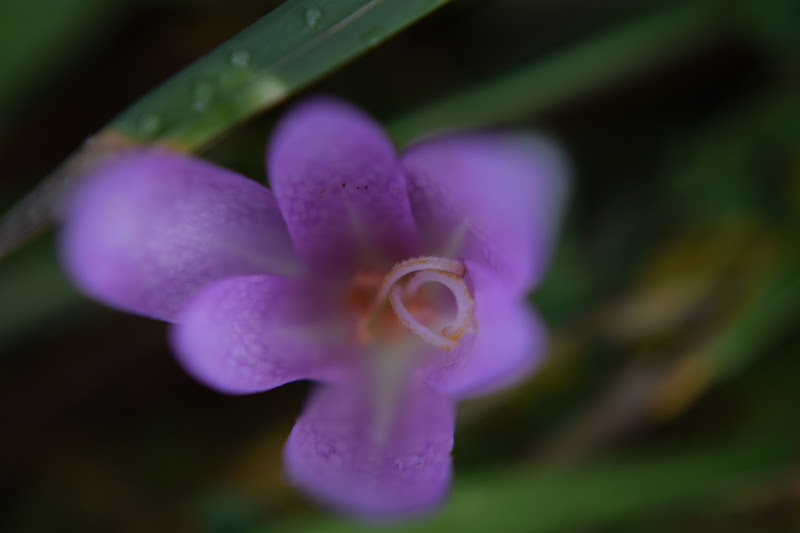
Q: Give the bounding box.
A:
[284,380,454,519]
[425,260,547,398]
[402,133,568,293]
[268,97,419,274]
[172,275,352,394]
[60,149,298,321]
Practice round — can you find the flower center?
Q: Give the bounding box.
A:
[352,256,476,351]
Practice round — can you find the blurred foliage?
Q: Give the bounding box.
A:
[0,0,120,129]
[1,0,799,532]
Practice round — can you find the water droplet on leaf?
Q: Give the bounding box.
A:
[136,113,162,137]
[304,7,321,28]
[192,81,214,111]
[360,26,384,46]
[229,49,251,69]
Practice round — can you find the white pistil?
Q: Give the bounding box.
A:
[370,255,475,351]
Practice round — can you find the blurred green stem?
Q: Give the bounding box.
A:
[388,0,722,144]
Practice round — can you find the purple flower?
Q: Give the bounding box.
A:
[59,98,566,519]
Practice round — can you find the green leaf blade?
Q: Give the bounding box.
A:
[111,0,450,151]
[0,0,449,260]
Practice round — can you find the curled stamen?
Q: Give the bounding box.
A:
[371,256,465,315]
[389,285,458,351]
[404,270,474,340]
[359,255,476,351]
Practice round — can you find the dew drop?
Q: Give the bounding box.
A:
[136,113,162,137]
[229,49,251,69]
[360,26,384,46]
[191,80,214,111]
[304,7,321,28]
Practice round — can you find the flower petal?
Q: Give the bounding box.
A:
[402,133,568,293]
[284,380,454,519]
[60,149,298,321]
[171,275,353,394]
[425,260,547,398]
[267,97,419,274]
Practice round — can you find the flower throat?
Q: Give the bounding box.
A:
[352,256,476,351]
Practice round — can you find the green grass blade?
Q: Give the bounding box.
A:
[0,0,450,261]
[281,434,794,533]
[710,248,800,379]
[387,0,721,145]
[111,0,451,150]
[283,371,800,533]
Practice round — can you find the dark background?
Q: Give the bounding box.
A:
[1,0,798,531]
